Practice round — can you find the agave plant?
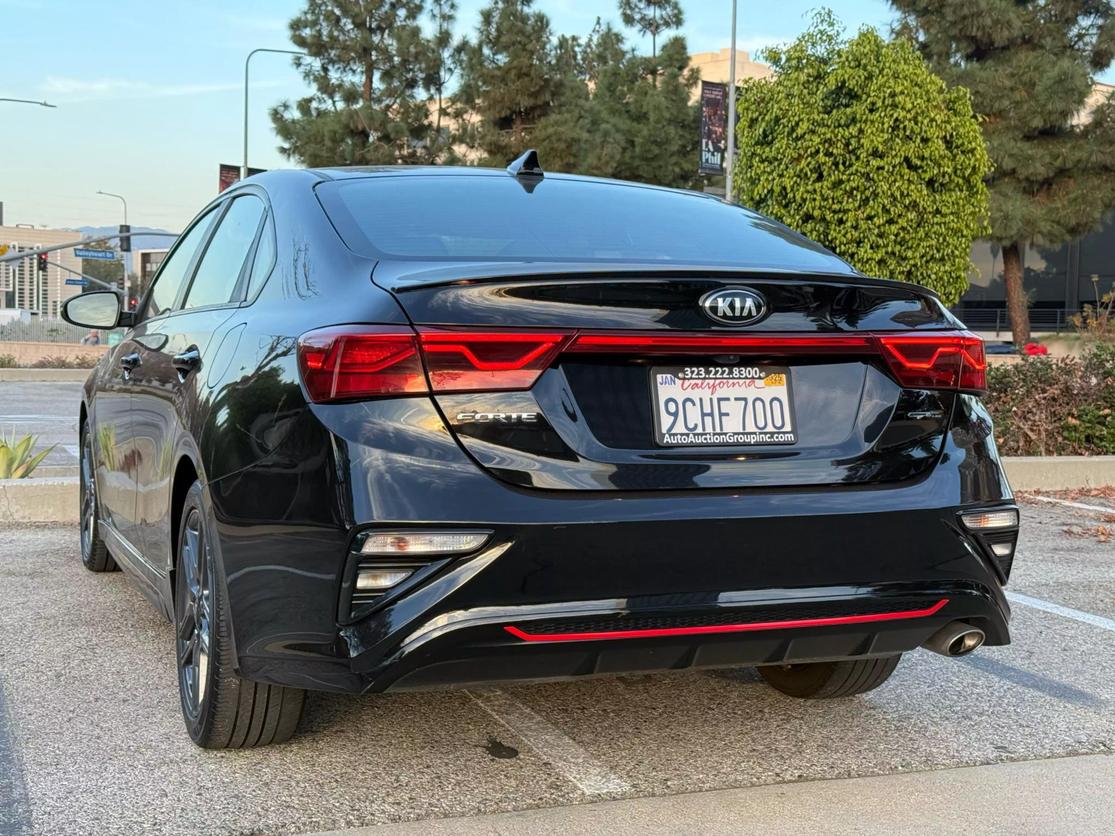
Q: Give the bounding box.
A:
[0,433,54,479]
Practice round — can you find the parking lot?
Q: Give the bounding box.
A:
[0,495,1112,835]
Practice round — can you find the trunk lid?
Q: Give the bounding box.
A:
[373,263,966,491]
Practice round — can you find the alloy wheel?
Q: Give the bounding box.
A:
[80,434,96,561]
[177,509,213,718]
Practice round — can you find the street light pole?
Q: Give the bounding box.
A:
[725,0,738,203]
[96,190,129,297]
[0,98,56,108]
[244,48,307,180]
[96,190,128,226]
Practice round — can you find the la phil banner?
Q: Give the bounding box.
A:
[699,81,727,175]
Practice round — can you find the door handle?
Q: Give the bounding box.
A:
[172,346,201,376]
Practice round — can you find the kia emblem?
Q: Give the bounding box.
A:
[699,288,768,326]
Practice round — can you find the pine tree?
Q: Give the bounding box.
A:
[454,0,562,165]
[618,0,683,59]
[894,0,1115,344]
[529,24,699,189]
[270,0,455,166]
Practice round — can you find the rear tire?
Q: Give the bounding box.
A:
[175,480,305,748]
[758,655,901,699]
[79,420,116,572]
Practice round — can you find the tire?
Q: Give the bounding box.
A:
[174,480,305,748]
[79,420,116,572]
[758,655,901,699]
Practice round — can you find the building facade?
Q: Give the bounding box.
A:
[0,226,84,317]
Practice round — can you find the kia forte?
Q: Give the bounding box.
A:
[63,154,1018,747]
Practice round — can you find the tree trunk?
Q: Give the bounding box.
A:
[363,63,373,104]
[1002,241,1031,346]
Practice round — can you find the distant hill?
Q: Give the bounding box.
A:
[71,226,177,273]
[74,226,177,251]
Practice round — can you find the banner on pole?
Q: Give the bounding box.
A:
[699,82,727,175]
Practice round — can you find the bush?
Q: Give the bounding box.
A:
[0,354,15,368]
[985,345,1115,455]
[0,433,53,479]
[29,355,98,369]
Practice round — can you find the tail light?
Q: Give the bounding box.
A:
[877,333,986,392]
[298,325,986,402]
[298,326,569,402]
[297,325,425,402]
[419,329,568,392]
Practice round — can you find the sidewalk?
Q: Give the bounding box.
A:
[326,753,1115,836]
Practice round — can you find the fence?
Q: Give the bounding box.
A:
[0,317,121,344]
[954,308,1083,337]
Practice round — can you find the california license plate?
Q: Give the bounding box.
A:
[651,366,796,446]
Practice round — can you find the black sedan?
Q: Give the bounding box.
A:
[63,154,1018,748]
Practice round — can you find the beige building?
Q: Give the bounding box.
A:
[0,226,85,317]
[688,48,774,88]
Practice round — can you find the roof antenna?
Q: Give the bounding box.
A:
[507,149,544,192]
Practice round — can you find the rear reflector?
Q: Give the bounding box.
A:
[504,597,951,643]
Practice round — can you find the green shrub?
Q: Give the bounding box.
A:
[29,355,98,369]
[0,354,15,368]
[0,433,54,479]
[985,344,1115,455]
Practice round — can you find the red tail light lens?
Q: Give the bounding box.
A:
[298,325,987,403]
[419,330,569,392]
[876,333,986,392]
[297,325,426,402]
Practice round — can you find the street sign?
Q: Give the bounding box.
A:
[74,247,118,260]
[65,278,88,286]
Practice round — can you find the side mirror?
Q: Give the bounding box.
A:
[61,290,125,330]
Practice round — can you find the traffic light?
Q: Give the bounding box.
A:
[119,224,131,253]
[36,251,48,273]
[128,296,138,311]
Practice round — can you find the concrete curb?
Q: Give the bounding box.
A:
[0,368,91,382]
[0,458,1111,525]
[0,477,77,524]
[1002,456,1115,492]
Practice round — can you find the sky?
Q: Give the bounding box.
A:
[3,0,903,232]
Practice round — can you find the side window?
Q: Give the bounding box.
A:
[143,208,218,319]
[244,213,275,299]
[182,196,265,310]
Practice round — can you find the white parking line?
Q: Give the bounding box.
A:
[1026,494,1115,516]
[466,687,631,796]
[1007,591,1115,633]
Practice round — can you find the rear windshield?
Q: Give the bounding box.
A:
[316,174,853,272]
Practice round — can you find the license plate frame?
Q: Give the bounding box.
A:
[650,365,797,447]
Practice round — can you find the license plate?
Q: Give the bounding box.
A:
[651,366,796,446]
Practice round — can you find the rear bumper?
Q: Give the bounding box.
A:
[217,393,1015,694]
[352,579,1007,692]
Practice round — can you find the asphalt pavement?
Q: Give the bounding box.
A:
[0,497,1112,835]
[0,381,84,467]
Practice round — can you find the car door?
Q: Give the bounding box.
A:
[101,207,220,560]
[129,194,268,572]
[91,331,141,541]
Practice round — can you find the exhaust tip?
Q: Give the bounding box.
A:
[923,621,986,657]
[946,629,985,656]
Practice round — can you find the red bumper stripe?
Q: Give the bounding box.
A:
[504,598,950,643]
